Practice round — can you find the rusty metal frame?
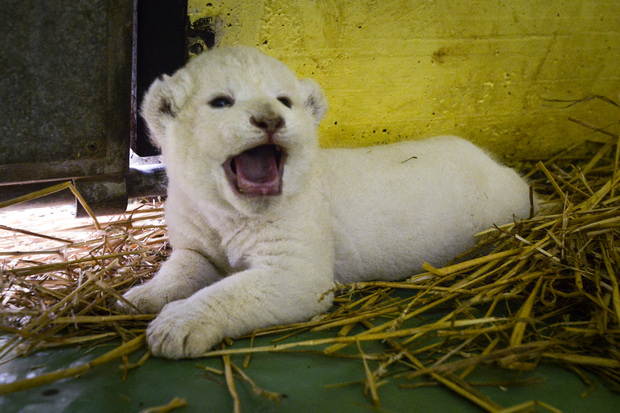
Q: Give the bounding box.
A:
[0,0,188,215]
[0,0,133,186]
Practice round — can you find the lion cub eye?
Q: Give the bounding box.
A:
[209,96,234,108]
[277,96,293,109]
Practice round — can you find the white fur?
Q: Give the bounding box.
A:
[123,46,533,358]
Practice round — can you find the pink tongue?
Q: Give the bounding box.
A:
[235,145,277,182]
[233,145,281,195]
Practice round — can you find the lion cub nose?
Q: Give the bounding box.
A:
[250,115,285,135]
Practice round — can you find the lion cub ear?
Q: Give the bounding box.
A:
[298,78,328,126]
[140,72,193,147]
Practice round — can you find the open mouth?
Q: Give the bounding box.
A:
[224,144,286,196]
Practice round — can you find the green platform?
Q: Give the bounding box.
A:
[1,332,618,413]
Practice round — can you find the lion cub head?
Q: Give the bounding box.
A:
[141,46,328,214]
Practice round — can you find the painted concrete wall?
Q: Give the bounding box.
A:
[187,0,620,160]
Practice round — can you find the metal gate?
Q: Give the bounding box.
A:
[0,0,188,216]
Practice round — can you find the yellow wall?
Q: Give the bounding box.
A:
[187,0,620,160]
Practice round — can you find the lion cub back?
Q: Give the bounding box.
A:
[320,136,532,283]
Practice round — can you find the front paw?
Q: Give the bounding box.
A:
[146,299,223,359]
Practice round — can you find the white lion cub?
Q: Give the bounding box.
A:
[123,46,533,359]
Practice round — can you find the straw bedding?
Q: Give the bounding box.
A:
[1,101,619,411]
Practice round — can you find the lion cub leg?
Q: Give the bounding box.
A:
[122,248,222,314]
[144,265,334,359]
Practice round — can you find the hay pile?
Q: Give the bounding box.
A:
[0,199,163,351]
[1,105,619,411]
